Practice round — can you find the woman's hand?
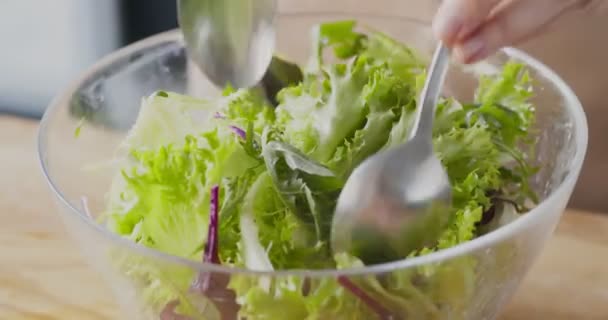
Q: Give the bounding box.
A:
[433,0,605,64]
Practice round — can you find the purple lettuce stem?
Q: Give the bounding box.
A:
[229,126,246,139]
[213,112,226,119]
[190,185,240,320]
[162,185,239,320]
[338,276,395,320]
[204,185,221,264]
[191,185,221,293]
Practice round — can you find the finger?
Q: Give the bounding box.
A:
[453,0,589,63]
[578,0,608,13]
[433,0,504,46]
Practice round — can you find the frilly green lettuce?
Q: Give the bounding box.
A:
[102,19,538,320]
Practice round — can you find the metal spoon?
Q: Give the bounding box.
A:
[178,0,277,89]
[331,44,453,264]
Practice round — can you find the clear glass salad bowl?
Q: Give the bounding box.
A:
[38,11,587,320]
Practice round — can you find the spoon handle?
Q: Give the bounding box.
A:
[408,43,450,141]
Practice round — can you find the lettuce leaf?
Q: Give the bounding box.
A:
[262,138,341,245]
[103,20,538,320]
[229,273,378,320]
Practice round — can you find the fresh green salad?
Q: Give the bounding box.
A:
[102,20,538,320]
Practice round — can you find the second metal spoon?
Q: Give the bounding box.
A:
[178,0,276,89]
[331,44,453,263]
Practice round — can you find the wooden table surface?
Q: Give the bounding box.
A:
[1,116,607,319]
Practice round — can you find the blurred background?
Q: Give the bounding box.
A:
[0,0,177,118]
[1,0,606,212]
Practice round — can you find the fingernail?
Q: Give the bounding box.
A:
[454,36,485,63]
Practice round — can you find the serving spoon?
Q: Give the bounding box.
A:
[178,0,277,89]
[331,44,453,263]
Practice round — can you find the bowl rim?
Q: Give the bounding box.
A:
[38,12,588,278]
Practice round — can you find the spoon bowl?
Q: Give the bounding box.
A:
[331,44,452,262]
[178,0,277,88]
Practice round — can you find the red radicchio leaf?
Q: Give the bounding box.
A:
[337,276,396,320]
[190,185,240,320]
[229,126,246,139]
[205,185,221,264]
[160,186,239,320]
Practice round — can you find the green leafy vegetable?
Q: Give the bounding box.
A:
[74,116,86,138]
[103,19,538,320]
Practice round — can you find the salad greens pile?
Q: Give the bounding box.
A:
[102,20,538,320]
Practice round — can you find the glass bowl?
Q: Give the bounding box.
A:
[38,10,587,320]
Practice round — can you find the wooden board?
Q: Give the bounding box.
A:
[1,116,607,319]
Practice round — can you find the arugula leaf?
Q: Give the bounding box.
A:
[261,55,305,106]
[262,137,342,246]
